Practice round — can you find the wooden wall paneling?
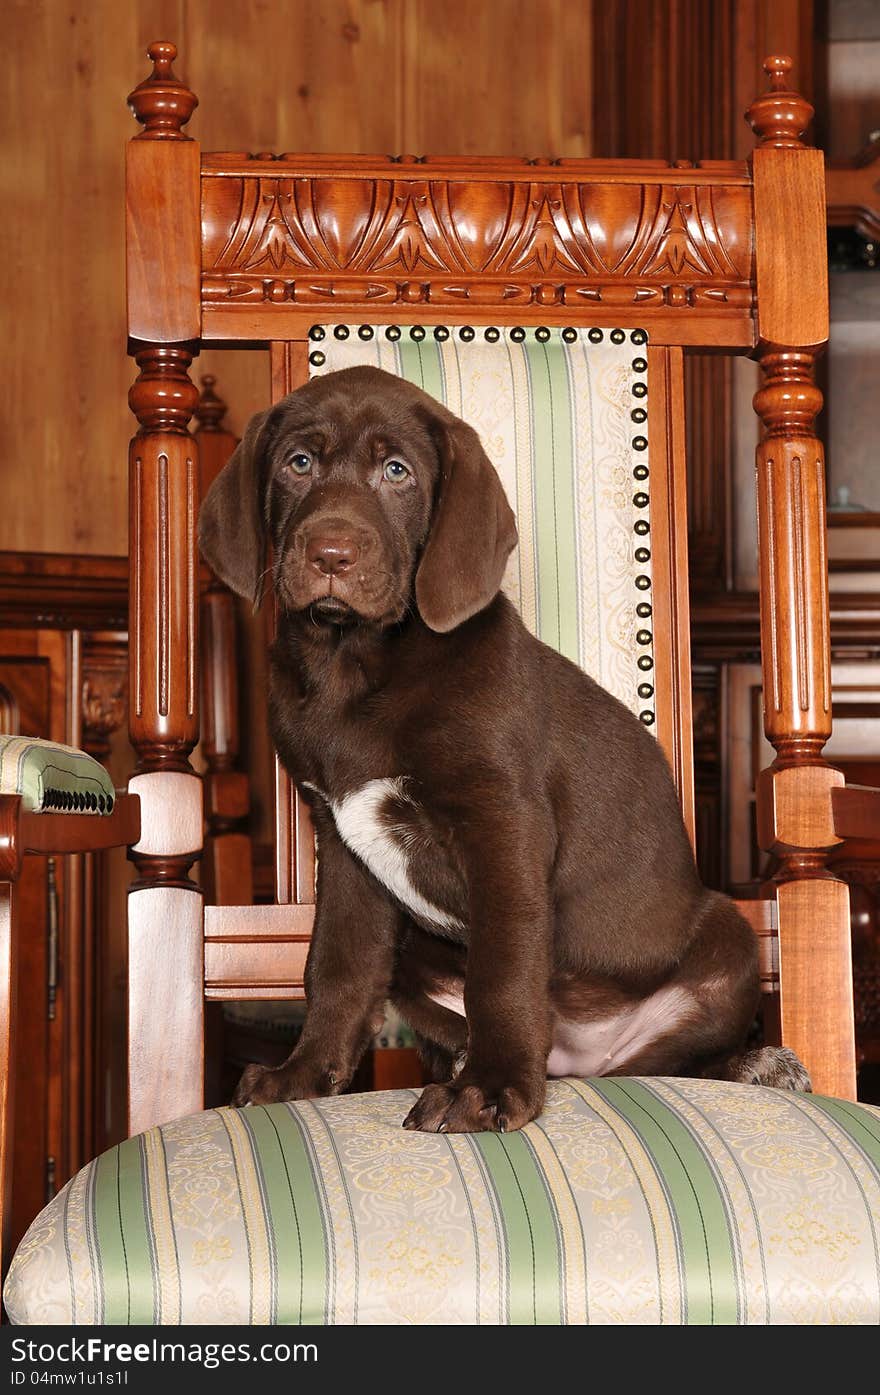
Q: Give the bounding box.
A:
[402,0,592,156]
[591,1,743,593]
[2,0,182,558]
[732,0,817,158]
[592,0,735,162]
[187,0,404,517]
[591,2,817,595]
[184,0,404,154]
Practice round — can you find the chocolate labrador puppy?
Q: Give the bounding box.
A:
[199,364,809,1133]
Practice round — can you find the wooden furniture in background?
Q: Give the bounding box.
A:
[825,136,880,247]
[0,554,131,1263]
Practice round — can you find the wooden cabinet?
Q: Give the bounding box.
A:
[0,553,131,1254]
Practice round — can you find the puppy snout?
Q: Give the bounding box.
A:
[306,533,360,577]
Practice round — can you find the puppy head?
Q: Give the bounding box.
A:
[198,364,517,632]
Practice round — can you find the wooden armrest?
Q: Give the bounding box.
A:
[0,793,140,879]
[831,784,880,842]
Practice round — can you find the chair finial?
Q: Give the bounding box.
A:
[746,55,813,147]
[194,375,228,432]
[128,41,198,140]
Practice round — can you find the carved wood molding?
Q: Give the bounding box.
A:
[0,554,128,632]
[81,640,128,762]
[201,164,754,327]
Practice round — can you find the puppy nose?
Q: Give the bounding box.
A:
[306,535,359,576]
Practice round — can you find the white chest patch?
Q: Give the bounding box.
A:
[330,778,464,933]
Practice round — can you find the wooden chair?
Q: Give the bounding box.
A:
[3,44,880,1325]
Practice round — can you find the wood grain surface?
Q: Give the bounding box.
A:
[2,0,594,557]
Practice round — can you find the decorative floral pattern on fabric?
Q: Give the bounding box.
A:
[6,1079,879,1325]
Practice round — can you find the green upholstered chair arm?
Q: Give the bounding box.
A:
[0,735,116,815]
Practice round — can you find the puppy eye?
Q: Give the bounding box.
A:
[383,459,410,483]
[286,452,312,475]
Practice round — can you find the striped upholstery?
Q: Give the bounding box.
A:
[309,326,656,727]
[6,1079,880,1325]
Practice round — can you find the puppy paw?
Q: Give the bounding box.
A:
[402,1078,542,1134]
[734,1045,812,1093]
[232,1061,342,1107]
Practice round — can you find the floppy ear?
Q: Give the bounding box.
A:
[415,415,518,633]
[198,408,271,606]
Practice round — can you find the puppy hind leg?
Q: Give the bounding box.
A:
[671,895,810,1091]
[391,992,468,1081]
[703,1045,812,1092]
[594,895,765,1080]
[411,1031,461,1084]
[391,925,469,1080]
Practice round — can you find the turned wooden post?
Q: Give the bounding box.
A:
[126,44,205,1133]
[194,377,254,906]
[747,58,856,1099]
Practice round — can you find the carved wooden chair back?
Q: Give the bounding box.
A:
[121,43,859,1143]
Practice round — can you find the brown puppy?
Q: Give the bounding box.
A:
[199,364,809,1133]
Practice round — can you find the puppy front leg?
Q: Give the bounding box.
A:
[233,822,398,1106]
[404,817,552,1133]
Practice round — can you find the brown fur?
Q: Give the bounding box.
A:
[199,365,809,1133]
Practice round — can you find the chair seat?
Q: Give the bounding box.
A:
[5,1078,879,1326]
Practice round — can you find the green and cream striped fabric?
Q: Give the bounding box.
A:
[0,734,116,814]
[309,326,655,728]
[6,1079,880,1325]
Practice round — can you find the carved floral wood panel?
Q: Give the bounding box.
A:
[201,162,754,319]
